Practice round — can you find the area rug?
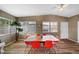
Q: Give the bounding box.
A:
[28,47,56,54]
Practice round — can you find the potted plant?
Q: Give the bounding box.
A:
[10,20,23,41]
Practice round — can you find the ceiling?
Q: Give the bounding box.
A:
[0,4,79,17]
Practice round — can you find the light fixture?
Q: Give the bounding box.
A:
[56,4,68,11]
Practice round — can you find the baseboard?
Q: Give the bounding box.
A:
[60,38,78,43]
[5,40,16,47]
[60,38,69,40]
[68,39,78,43]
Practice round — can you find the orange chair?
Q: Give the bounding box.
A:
[44,40,53,48]
[31,41,40,48]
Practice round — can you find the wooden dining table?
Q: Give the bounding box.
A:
[24,34,59,54]
[24,34,59,45]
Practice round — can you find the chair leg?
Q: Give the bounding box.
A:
[24,45,28,54]
[27,48,31,54]
[49,47,56,54]
[24,46,26,54]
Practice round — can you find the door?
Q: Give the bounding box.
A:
[60,22,68,39]
[77,22,79,43]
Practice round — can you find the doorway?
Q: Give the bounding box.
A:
[60,22,68,39]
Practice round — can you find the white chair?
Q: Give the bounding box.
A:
[0,42,5,54]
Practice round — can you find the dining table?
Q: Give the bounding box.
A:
[24,34,59,45]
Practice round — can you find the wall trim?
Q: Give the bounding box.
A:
[5,40,16,47]
[68,39,78,43]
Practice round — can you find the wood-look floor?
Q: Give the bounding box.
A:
[4,39,79,54]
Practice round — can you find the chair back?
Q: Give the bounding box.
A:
[31,41,40,48]
[44,40,53,48]
[25,41,31,45]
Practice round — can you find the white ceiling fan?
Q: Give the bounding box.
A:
[56,4,69,11]
[51,4,69,12]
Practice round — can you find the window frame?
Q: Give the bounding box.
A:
[42,21,58,33]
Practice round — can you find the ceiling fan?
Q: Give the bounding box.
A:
[51,4,69,12]
[56,4,68,11]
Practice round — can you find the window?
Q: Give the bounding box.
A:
[43,22,50,33]
[0,17,16,35]
[0,17,10,35]
[10,20,16,33]
[28,21,36,34]
[42,22,58,33]
[20,21,36,34]
[51,22,58,32]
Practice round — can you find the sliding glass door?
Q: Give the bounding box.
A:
[60,22,68,39]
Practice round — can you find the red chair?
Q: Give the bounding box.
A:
[42,33,47,36]
[23,35,29,39]
[44,40,53,48]
[24,41,32,53]
[25,41,31,45]
[31,41,40,48]
[37,34,40,36]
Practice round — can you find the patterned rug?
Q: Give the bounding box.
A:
[28,47,56,54]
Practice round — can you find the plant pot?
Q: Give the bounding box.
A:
[16,33,19,41]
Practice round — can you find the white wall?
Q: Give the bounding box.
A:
[60,22,68,39]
